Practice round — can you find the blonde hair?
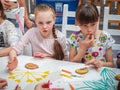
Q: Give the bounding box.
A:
[34,4,64,60]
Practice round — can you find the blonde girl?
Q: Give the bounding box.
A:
[7,4,68,71]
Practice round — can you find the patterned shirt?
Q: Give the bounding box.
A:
[69,30,115,63]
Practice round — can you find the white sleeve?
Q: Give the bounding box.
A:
[6,21,20,46]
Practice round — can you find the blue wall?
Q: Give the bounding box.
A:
[36,0,78,24]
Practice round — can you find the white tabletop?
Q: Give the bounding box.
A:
[0,55,119,90]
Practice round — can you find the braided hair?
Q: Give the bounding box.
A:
[34,4,64,60]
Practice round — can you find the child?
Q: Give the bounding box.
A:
[0,1,19,56]
[7,4,68,71]
[69,2,115,68]
[1,0,34,29]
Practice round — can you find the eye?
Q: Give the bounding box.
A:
[38,22,43,25]
[46,21,51,24]
[91,23,96,26]
[83,24,87,27]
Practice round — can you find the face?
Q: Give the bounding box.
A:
[79,22,98,37]
[35,10,56,38]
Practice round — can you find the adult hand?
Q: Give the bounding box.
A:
[0,78,8,89]
[25,19,34,29]
[85,58,104,69]
[1,0,10,10]
[7,57,18,71]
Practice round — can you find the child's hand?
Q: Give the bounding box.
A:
[14,84,21,90]
[85,58,104,69]
[7,57,18,71]
[34,52,45,58]
[34,82,50,90]
[77,34,94,50]
[0,78,8,89]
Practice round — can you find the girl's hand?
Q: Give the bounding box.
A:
[77,34,94,50]
[34,52,45,58]
[7,57,18,71]
[85,58,104,69]
[34,82,50,90]
[0,78,8,89]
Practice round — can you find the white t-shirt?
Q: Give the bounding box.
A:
[0,20,20,48]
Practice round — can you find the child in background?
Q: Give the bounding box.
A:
[1,0,34,29]
[69,2,115,68]
[7,4,68,71]
[0,1,19,56]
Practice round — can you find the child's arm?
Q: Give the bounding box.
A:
[7,49,18,71]
[0,47,12,57]
[86,47,114,68]
[104,47,114,67]
[69,35,94,62]
[69,45,86,62]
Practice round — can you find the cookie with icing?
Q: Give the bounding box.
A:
[25,63,39,70]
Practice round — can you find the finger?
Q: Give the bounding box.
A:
[0,79,6,83]
[85,59,95,65]
[3,2,11,8]
[85,35,90,40]
[77,37,81,44]
[15,84,21,90]
[1,82,8,88]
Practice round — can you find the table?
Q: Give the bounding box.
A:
[0,55,120,90]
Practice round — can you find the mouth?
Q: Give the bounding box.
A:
[43,30,48,32]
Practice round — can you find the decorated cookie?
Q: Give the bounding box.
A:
[115,74,120,81]
[25,63,39,70]
[75,67,89,74]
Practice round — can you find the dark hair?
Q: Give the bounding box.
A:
[0,2,6,19]
[34,4,64,60]
[76,2,99,25]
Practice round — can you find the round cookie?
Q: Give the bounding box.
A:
[25,63,39,70]
[115,74,120,81]
[75,67,89,74]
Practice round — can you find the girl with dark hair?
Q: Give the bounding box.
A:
[0,1,19,57]
[69,2,115,68]
[7,4,68,71]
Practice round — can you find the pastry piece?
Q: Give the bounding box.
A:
[115,74,120,81]
[75,67,89,74]
[25,63,39,70]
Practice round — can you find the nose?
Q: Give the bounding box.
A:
[43,24,47,28]
[87,26,92,33]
